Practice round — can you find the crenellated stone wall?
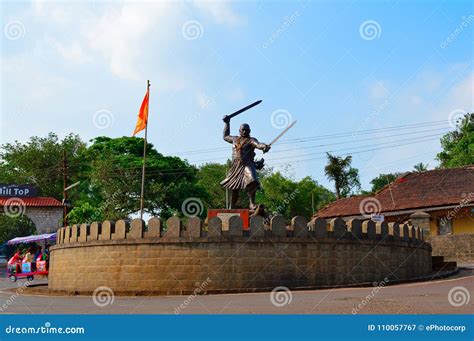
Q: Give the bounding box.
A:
[49,216,432,295]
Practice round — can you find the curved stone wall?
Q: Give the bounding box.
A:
[49,216,432,295]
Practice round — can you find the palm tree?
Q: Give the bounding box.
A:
[324,153,360,199]
[413,162,429,172]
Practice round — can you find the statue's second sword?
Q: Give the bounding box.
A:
[267,120,297,148]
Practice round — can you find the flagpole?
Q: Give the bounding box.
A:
[139,80,150,220]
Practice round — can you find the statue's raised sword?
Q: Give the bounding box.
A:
[225,100,262,120]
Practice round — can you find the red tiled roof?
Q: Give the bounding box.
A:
[0,197,62,207]
[316,166,474,218]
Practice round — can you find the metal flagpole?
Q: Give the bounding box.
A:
[139,80,150,220]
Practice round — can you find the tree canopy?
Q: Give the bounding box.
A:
[368,172,402,194]
[436,112,473,168]
[324,153,361,199]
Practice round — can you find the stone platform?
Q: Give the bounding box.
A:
[48,216,432,295]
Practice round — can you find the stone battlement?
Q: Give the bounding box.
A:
[49,216,431,295]
[55,215,427,245]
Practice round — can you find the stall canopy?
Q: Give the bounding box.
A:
[7,233,56,245]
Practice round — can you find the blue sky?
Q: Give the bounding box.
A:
[1,0,473,191]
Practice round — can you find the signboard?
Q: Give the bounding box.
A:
[0,184,38,197]
[370,214,385,222]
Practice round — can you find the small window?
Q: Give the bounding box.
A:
[437,217,452,235]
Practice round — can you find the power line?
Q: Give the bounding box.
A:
[62,125,450,170]
[176,119,451,155]
[97,135,442,177]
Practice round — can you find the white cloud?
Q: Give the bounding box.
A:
[49,39,93,64]
[193,1,244,26]
[24,1,243,84]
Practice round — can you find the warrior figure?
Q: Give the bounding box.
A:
[220,115,271,210]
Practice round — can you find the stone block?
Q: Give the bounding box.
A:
[130,219,144,239]
[250,216,265,237]
[147,217,162,238]
[363,220,376,240]
[208,217,222,237]
[380,221,389,240]
[348,219,362,239]
[229,216,243,236]
[314,218,327,238]
[271,215,286,237]
[100,221,114,240]
[292,216,308,237]
[402,224,409,242]
[166,216,181,237]
[113,220,127,240]
[87,223,100,241]
[410,226,418,243]
[70,225,78,243]
[392,223,400,240]
[186,217,202,237]
[331,218,346,239]
[78,224,89,242]
[56,228,63,244]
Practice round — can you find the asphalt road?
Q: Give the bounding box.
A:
[0,266,472,314]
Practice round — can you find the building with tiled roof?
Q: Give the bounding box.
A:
[314,166,474,236]
[0,184,63,234]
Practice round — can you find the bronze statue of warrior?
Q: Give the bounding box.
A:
[220,115,271,210]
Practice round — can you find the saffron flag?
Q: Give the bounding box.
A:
[132,89,149,136]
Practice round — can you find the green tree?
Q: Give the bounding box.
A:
[0,214,36,245]
[196,163,229,211]
[413,162,429,172]
[436,113,473,168]
[66,202,104,224]
[369,173,402,193]
[80,136,208,220]
[324,153,361,199]
[257,172,335,218]
[0,133,87,200]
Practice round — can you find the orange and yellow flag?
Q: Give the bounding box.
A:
[132,88,149,136]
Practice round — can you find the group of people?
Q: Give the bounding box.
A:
[7,245,50,274]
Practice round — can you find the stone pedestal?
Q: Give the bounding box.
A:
[410,211,431,239]
[207,209,249,231]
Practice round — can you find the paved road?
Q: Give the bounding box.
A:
[0,266,472,314]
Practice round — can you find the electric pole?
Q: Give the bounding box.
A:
[63,149,68,226]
